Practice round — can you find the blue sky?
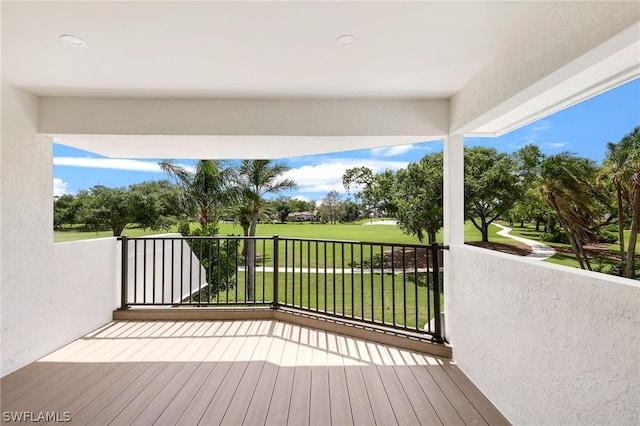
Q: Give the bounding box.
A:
[54,79,640,201]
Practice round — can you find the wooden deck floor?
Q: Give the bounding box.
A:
[0,320,509,425]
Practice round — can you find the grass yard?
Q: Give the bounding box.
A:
[191,271,443,332]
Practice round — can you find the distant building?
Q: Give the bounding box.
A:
[287,211,319,222]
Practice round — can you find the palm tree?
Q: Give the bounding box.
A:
[619,127,640,278]
[599,140,632,260]
[538,153,604,271]
[159,160,236,227]
[231,201,273,257]
[237,160,296,300]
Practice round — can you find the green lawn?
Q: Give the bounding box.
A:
[501,221,639,273]
[189,271,443,332]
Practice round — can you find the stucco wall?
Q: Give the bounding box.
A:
[1,85,56,376]
[447,244,640,425]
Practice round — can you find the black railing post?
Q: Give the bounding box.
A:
[272,235,279,310]
[431,242,444,343]
[119,235,129,310]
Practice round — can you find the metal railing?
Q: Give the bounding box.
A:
[119,235,447,342]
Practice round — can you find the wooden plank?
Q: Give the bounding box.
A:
[425,363,489,426]
[310,329,332,426]
[387,347,443,426]
[108,362,186,424]
[338,336,374,426]
[174,324,250,425]
[9,363,103,412]
[264,323,299,426]
[440,361,510,425]
[326,332,354,426]
[151,362,219,425]
[406,364,464,426]
[69,362,162,424]
[287,326,313,426]
[220,331,274,425]
[243,323,287,425]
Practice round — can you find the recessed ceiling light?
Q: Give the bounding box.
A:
[60,35,85,47]
[337,35,356,46]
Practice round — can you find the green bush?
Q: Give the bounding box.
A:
[541,228,569,244]
[178,221,240,302]
[597,230,618,244]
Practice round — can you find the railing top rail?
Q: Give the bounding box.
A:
[117,234,449,249]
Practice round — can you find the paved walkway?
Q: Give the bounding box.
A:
[492,223,556,260]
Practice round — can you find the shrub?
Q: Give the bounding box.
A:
[541,228,569,244]
[597,230,618,244]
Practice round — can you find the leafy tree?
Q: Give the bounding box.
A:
[76,185,134,236]
[159,160,236,226]
[395,152,443,243]
[237,160,296,300]
[321,190,342,224]
[128,180,181,231]
[343,167,397,218]
[53,194,79,228]
[539,153,605,270]
[464,146,521,242]
[271,196,292,223]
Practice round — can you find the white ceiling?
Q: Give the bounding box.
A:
[2,1,638,158]
[2,1,553,99]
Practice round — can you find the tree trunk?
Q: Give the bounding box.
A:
[246,205,259,301]
[481,218,489,243]
[615,182,626,261]
[624,178,640,279]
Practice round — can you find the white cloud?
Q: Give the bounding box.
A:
[292,195,310,202]
[53,157,194,173]
[370,144,415,157]
[531,121,552,132]
[282,159,408,197]
[53,178,71,196]
[542,142,568,149]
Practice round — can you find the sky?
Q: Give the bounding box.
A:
[53,79,640,201]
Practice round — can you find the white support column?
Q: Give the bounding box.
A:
[442,134,464,341]
[444,134,464,245]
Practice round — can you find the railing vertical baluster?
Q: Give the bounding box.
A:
[315,241,319,312]
[171,239,175,304]
[332,242,336,314]
[350,243,354,320]
[402,246,407,328]
[120,235,128,309]
[307,240,311,310]
[284,239,288,305]
[341,243,345,317]
[360,243,364,320]
[292,241,296,307]
[414,247,419,331]
[134,239,138,304]
[370,244,374,321]
[273,235,279,309]
[432,242,444,343]
[161,239,165,304]
[216,239,221,305]
[391,244,396,327]
[324,242,327,313]
[152,239,156,304]
[299,239,303,308]
[262,238,266,303]
[380,245,384,325]
[207,238,212,304]
[189,238,193,304]
[236,237,240,303]
[143,239,147,303]
[180,239,184,304]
